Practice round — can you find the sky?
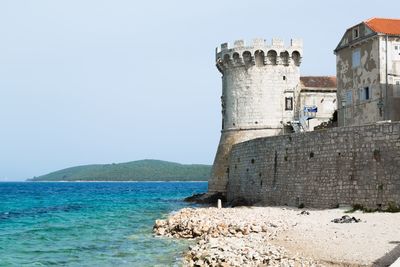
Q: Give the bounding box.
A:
[1,0,400,180]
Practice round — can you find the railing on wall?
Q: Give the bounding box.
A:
[291,105,318,132]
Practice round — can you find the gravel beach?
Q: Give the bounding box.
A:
[153,207,400,266]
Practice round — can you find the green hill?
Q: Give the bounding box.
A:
[28,159,211,181]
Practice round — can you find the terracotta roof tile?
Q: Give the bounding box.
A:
[300,76,337,89]
[365,17,400,35]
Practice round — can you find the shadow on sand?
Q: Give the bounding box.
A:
[373,243,400,267]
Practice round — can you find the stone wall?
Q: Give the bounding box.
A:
[209,128,283,194]
[227,122,400,209]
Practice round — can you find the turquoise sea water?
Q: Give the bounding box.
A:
[0,182,207,266]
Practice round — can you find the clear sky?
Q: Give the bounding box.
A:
[1,0,399,180]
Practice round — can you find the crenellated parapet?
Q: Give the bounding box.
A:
[216,38,303,73]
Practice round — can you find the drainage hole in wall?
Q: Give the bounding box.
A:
[373,149,381,162]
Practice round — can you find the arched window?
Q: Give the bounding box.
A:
[232,52,240,64]
[267,50,277,65]
[242,51,252,65]
[223,54,231,65]
[292,51,301,66]
[280,51,289,66]
[254,50,265,67]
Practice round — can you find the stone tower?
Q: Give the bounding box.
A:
[209,38,303,195]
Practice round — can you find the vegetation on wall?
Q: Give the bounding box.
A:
[314,110,338,130]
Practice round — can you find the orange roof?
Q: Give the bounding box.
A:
[300,76,337,89]
[365,18,400,35]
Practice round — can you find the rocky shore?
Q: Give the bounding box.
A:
[154,207,400,266]
[154,207,321,266]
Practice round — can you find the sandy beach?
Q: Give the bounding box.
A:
[153,207,400,266]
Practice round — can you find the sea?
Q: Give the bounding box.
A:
[0,181,208,267]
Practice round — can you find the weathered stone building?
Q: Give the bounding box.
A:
[209,38,337,195]
[335,17,400,127]
[208,18,400,209]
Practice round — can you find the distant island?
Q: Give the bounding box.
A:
[28,159,211,182]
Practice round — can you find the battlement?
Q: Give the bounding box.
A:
[216,38,302,53]
[216,38,303,71]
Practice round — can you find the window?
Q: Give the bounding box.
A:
[360,87,370,101]
[285,97,293,110]
[345,90,353,105]
[352,49,361,68]
[395,80,400,97]
[393,44,400,58]
[352,27,359,39]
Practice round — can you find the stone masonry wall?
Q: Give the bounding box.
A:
[209,128,282,194]
[227,122,400,209]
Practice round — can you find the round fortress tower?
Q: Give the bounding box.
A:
[209,38,303,195]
